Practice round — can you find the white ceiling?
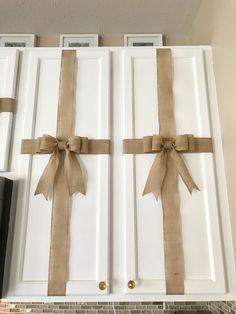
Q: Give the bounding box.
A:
[0,0,201,38]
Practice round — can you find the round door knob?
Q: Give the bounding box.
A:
[127,280,136,289]
[98,281,107,290]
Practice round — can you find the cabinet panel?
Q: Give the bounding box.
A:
[8,49,110,296]
[0,49,19,171]
[123,48,225,294]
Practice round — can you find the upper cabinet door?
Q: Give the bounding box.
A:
[0,49,19,171]
[8,49,110,296]
[122,48,226,295]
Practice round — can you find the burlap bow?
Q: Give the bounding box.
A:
[35,134,88,199]
[143,134,199,199]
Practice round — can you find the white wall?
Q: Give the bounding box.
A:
[188,0,236,265]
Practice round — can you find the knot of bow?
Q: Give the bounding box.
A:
[142,134,199,199]
[35,134,89,199]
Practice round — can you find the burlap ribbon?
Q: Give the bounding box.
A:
[33,135,88,199]
[21,50,110,295]
[123,49,213,294]
[0,98,15,112]
[142,134,199,198]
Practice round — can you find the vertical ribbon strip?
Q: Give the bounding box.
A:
[123,49,213,294]
[48,50,75,296]
[156,49,184,294]
[21,50,110,295]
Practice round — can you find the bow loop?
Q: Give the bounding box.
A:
[39,134,89,154]
[67,136,88,153]
[143,135,163,152]
[39,134,58,151]
[143,135,195,153]
[174,134,195,152]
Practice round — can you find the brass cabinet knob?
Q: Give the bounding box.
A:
[127,280,136,289]
[98,281,107,290]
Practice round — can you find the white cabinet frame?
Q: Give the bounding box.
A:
[1,46,235,302]
[0,49,19,171]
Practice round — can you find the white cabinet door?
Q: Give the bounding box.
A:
[0,49,19,171]
[122,48,225,295]
[8,49,110,296]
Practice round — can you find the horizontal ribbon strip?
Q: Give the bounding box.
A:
[0,98,16,112]
[21,136,111,155]
[123,136,213,154]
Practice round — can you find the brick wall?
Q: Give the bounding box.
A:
[0,301,235,314]
[0,301,216,314]
[208,301,236,313]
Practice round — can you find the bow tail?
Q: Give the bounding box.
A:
[64,150,86,196]
[35,151,60,199]
[143,150,167,200]
[170,149,199,193]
